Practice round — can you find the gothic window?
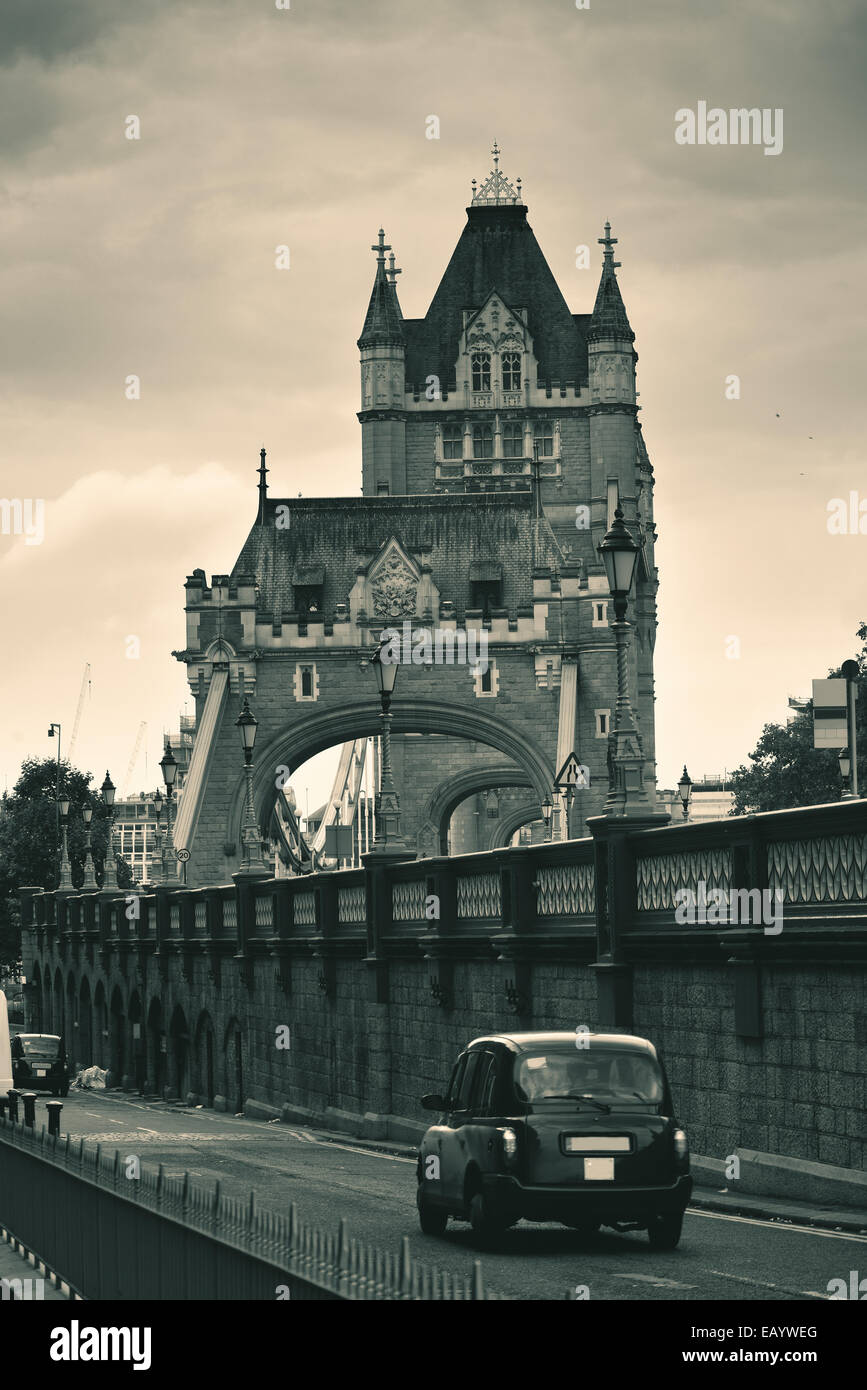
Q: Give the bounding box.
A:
[443,424,463,460]
[473,424,494,459]
[592,601,609,628]
[501,352,521,390]
[502,422,523,457]
[377,482,390,495]
[595,709,610,737]
[534,422,554,457]
[470,580,502,616]
[472,353,491,391]
[294,664,319,702]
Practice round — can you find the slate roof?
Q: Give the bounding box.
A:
[588,254,634,343]
[358,260,404,348]
[230,493,563,620]
[402,205,590,393]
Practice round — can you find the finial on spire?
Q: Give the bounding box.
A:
[371,228,391,266]
[257,445,268,523]
[386,251,402,287]
[598,221,622,270]
[471,142,525,207]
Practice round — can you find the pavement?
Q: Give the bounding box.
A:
[0,1231,71,1301]
[4,1088,862,1301]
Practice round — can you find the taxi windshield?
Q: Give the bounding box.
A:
[20,1036,61,1058]
[514,1048,664,1104]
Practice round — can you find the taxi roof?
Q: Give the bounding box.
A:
[467,1031,657,1055]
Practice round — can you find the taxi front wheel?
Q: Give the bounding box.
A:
[647,1211,684,1250]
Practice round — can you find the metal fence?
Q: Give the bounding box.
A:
[0,1117,496,1300]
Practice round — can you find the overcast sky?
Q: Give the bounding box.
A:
[1,0,864,812]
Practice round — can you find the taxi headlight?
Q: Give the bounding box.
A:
[673,1128,689,1164]
[499,1126,519,1167]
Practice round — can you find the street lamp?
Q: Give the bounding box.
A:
[100,771,122,892]
[677,765,693,822]
[597,506,653,817]
[148,788,164,885]
[81,803,97,890]
[838,748,853,800]
[160,742,178,874]
[541,793,553,835]
[48,722,61,854]
[235,699,268,874]
[365,638,412,859]
[57,795,73,891]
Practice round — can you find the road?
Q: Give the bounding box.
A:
[31,1090,867,1301]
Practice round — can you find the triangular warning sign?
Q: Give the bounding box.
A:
[554,752,587,790]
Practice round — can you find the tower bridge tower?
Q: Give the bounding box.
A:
[172,148,661,885]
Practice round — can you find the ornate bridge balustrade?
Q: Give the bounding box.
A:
[19,798,867,1171]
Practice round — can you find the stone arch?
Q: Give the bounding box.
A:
[93,981,107,1069]
[168,1004,190,1100]
[223,699,553,853]
[417,764,535,856]
[53,969,64,1041]
[146,996,164,1097]
[66,972,77,1067]
[109,985,126,1085]
[30,962,43,1032]
[194,1010,217,1107]
[222,1016,245,1115]
[489,802,547,849]
[78,976,93,1067]
[128,989,144,1092]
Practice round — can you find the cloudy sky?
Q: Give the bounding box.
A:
[1,0,864,811]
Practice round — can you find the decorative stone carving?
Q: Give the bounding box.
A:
[371,551,418,621]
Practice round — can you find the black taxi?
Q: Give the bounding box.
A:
[417,1031,691,1249]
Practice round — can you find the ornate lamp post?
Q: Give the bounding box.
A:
[149,788,164,885]
[597,506,654,817]
[838,748,853,800]
[365,639,412,860]
[57,796,73,891]
[159,742,178,874]
[235,699,268,875]
[677,765,693,822]
[541,793,553,839]
[100,771,121,891]
[47,722,61,859]
[81,803,97,890]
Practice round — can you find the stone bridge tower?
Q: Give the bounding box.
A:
[170,149,661,886]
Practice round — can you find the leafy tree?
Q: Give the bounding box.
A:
[0,757,133,970]
[729,627,866,814]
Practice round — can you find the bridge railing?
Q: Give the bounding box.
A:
[20,798,867,1036]
[0,1116,497,1300]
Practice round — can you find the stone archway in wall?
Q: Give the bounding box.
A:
[31,963,43,1032]
[222,1017,244,1115]
[417,764,536,857]
[78,978,93,1069]
[489,803,548,850]
[93,981,107,1069]
[109,986,125,1086]
[53,969,63,1042]
[223,699,553,858]
[66,973,77,1068]
[146,997,164,1097]
[128,990,144,1092]
[169,1005,190,1100]
[194,1011,216,1107]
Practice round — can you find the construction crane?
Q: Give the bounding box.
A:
[125,721,147,796]
[67,663,92,761]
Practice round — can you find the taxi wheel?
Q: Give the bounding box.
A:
[417,1189,448,1237]
[469,1191,508,1247]
[647,1211,683,1250]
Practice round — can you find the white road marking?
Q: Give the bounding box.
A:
[613,1273,697,1290]
[707,1268,827,1299]
[688,1207,867,1243]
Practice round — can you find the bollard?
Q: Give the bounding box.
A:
[46,1101,63,1138]
[21,1092,37,1128]
[0,1097,7,1121]
[7,1089,19,1123]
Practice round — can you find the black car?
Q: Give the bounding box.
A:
[417,1031,692,1249]
[11,1034,70,1096]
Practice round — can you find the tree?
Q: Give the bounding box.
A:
[729,627,866,814]
[0,757,133,970]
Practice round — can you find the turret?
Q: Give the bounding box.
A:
[358,229,407,496]
[588,222,639,559]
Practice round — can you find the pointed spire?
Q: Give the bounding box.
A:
[589,221,634,343]
[358,228,404,347]
[257,446,268,524]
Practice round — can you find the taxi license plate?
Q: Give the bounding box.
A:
[584,1157,615,1181]
[35,1069,47,1077]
